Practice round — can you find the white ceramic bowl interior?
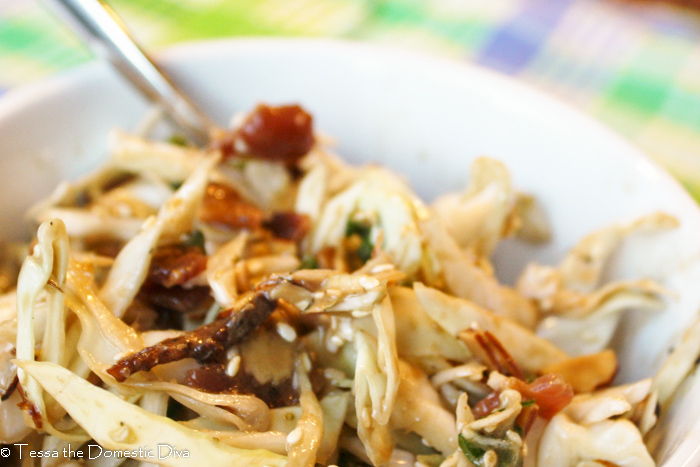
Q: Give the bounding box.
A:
[1,39,700,465]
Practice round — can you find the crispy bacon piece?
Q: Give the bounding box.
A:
[472,390,540,437]
[473,377,571,422]
[200,183,265,230]
[184,363,233,393]
[507,374,574,420]
[263,212,311,243]
[184,363,299,408]
[467,330,573,421]
[138,243,211,318]
[148,244,207,288]
[472,391,502,419]
[200,182,312,242]
[238,104,314,165]
[107,293,277,382]
[138,283,213,316]
[214,104,314,166]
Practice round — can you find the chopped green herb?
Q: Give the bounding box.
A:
[345,219,371,238]
[300,254,319,270]
[357,239,374,263]
[513,423,524,438]
[345,219,374,263]
[184,230,205,250]
[458,434,487,466]
[167,134,189,147]
[458,433,521,467]
[521,399,536,407]
[169,181,183,190]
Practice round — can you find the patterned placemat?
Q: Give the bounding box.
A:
[2,0,700,198]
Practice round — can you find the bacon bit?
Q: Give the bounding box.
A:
[472,391,502,419]
[16,383,42,429]
[200,183,265,230]
[214,104,314,167]
[139,283,213,316]
[107,293,277,382]
[184,364,233,394]
[183,363,300,408]
[239,104,313,165]
[148,244,207,288]
[140,243,212,317]
[472,392,541,436]
[506,374,574,420]
[263,212,311,243]
[463,331,572,420]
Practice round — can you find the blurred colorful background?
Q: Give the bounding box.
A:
[2,0,700,198]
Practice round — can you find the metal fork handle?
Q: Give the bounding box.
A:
[46,0,218,144]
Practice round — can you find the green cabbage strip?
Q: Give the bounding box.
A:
[15,219,88,441]
[285,359,323,467]
[99,154,219,318]
[14,360,287,467]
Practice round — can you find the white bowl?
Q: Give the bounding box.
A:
[1,38,700,465]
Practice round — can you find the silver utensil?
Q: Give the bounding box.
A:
[46,0,219,144]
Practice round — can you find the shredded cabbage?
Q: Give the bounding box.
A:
[2,104,688,467]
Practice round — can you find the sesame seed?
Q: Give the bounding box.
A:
[277,322,297,342]
[286,427,303,446]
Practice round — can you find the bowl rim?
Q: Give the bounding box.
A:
[1,36,700,466]
[3,36,697,213]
